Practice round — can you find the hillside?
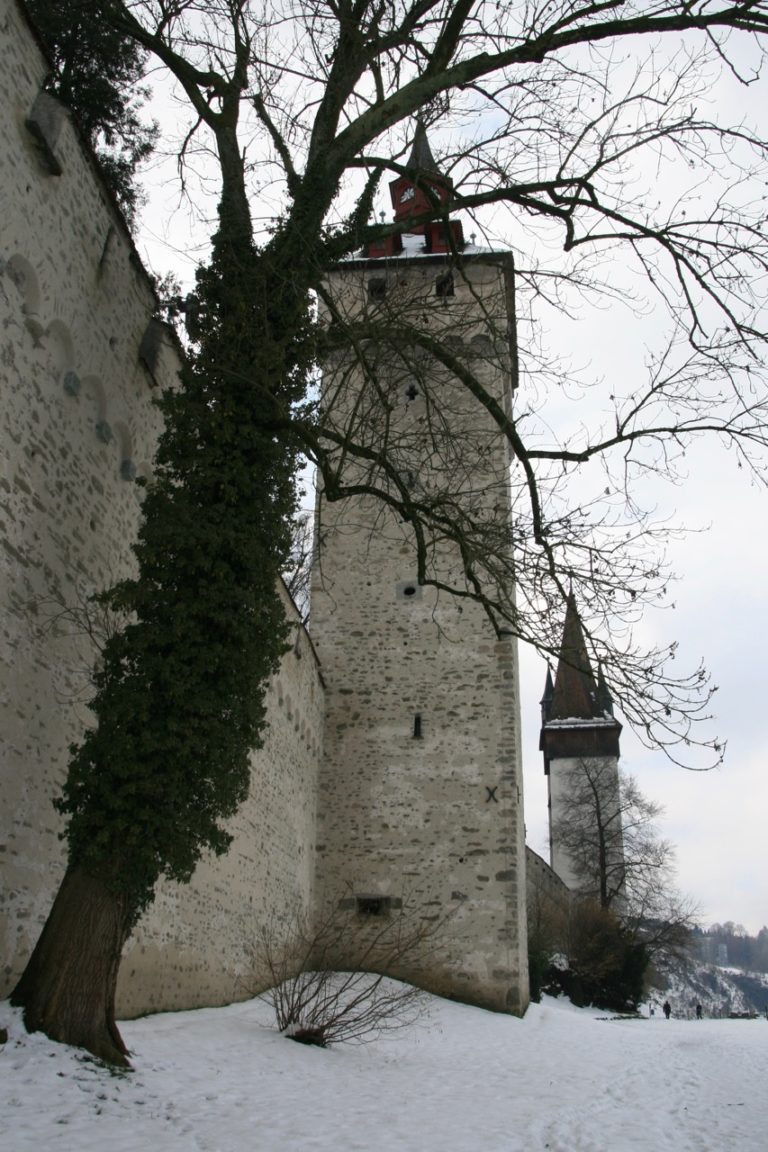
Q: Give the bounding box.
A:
[649,959,768,1019]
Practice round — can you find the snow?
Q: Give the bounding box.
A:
[345,234,503,261]
[542,716,617,728]
[2,990,767,1152]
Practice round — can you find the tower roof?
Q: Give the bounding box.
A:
[369,119,464,258]
[539,593,622,767]
[596,661,615,716]
[548,593,602,721]
[540,664,554,726]
[406,119,442,176]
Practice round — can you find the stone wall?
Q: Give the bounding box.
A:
[1,0,170,995]
[0,0,324,1015]
[1,0,533,1021]
[118,591,324,1016]
[525,846,571,918]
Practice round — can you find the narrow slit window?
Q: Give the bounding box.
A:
[435,274,454,298]
[413,713,422,739]
[368,277,386,302]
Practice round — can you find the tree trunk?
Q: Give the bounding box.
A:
[11,864,136,1066]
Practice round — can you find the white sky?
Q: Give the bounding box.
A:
[2,989,767,1150]
[518,326,768,935]
[520,512,768,936]
[132,22,768,938]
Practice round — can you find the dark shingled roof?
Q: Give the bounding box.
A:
[539,594,622,768]
[546,594,607,722]
[407,119,441,175]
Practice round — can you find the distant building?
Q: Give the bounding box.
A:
[539,594,624,900]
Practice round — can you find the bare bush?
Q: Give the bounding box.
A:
[241,902,441,1046]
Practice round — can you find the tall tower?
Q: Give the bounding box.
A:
[540,595,623,902]
[309,125,529,1014]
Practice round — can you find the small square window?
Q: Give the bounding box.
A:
[368,277,387,302]
[435,274,455,298]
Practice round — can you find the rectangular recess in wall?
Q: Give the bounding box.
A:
[355,896,402,917]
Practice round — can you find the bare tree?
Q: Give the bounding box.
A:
[627,888,699,970]
[11,0,768,1061]
[282,512,314,625]
[552,759,697,964]
[551,759,670,909]
[20,584,129,708]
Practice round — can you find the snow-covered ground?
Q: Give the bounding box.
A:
[2,990,766,1151]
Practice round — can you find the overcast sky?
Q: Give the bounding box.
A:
[520,445,768,935]
[507,252,768,932]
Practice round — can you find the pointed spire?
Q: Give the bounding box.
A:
[541,664,554,704]
[407,118,441,176]
[540,593,622,773]
[540,664,554,725]
[548,593,602,721]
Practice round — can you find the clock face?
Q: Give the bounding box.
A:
[400,186,416,204]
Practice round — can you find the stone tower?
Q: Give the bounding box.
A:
[539,595,623,900]
[309,125,529,1014]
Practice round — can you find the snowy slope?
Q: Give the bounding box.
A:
[2,990,767,1152]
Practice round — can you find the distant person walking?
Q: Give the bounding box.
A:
[696,1003,703,1020]
[663,1001,672,1020]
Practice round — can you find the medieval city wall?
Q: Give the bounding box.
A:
[0,0,324,1014]
[118,595,324,1016]
[525,846,571,917]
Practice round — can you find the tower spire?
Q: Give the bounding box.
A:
[548,592,602,721]
[367,119,464,258]
[406,118,441,175]
[539,593,622,771]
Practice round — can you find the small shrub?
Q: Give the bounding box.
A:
[241,901,441,1046]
